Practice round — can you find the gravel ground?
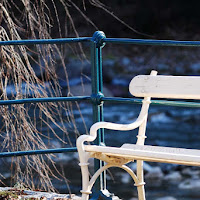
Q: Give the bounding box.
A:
[0,187,81,200]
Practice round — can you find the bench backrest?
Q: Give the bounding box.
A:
[129,72,200,100]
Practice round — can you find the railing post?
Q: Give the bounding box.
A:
[90,31,119,200]
[91,31,106,194]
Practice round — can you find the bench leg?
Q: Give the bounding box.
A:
[80,163,91,200]
[136,160,146,200]
[79,154,92,200]
[118,164,145,200]
[79,156,146,200]
[87,164,139,199]
[137,185,146,200]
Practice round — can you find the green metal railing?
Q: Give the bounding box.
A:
[1,31,200,199]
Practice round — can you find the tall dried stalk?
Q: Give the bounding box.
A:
[0,0,143,192]
[0,0,91,192]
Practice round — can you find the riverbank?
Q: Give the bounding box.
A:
[0,187,81,200]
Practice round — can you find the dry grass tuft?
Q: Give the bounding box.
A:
[0,0,92,192]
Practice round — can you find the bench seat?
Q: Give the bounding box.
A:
[85,144,200,166]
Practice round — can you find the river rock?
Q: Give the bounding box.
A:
[145,166,164,180]
[121,173,131,184]
[114,171,131,184]
[159,163,179,174]
[149,112,172,124]
[130,162,154,173]
[155,197,177,200]
[181,167,200,179]
[130,162,164,180]
[179,178,200,189]
[164,171,182,182]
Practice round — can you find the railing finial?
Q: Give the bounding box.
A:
[91,92,104,105]
[92,31,106,47]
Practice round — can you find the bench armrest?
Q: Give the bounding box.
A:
[90,118,144,136]
[77,115,145,146]
[77,97,150,153]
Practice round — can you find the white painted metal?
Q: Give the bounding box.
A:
[76,70,200,200]
[84,144,200,166]
[129,74,200,99]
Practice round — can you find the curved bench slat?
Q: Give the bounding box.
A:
[129,75,200,99]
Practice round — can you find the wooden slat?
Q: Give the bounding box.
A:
[85,144,200,166]
[129,75,200,99]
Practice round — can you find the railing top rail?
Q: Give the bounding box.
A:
[0,37,92,46]
[103,38,200,47]
[0,147,77,158]
[0,96,91,105]
[1,35,200,47]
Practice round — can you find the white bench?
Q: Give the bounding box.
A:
[77,70,200,200]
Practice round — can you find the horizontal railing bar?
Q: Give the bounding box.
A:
[0,37,92,46]
[1,96,200,107]
[0,96,91,105]
[103,38,200,47]
[102,97,142,104]
[0,147,77,158]
[3,37,200,47]
[102,97,200,107]
[151,100,200,107]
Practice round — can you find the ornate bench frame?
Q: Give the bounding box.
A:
[77,70,200,200]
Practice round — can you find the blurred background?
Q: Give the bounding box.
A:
[1,1,200,199]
